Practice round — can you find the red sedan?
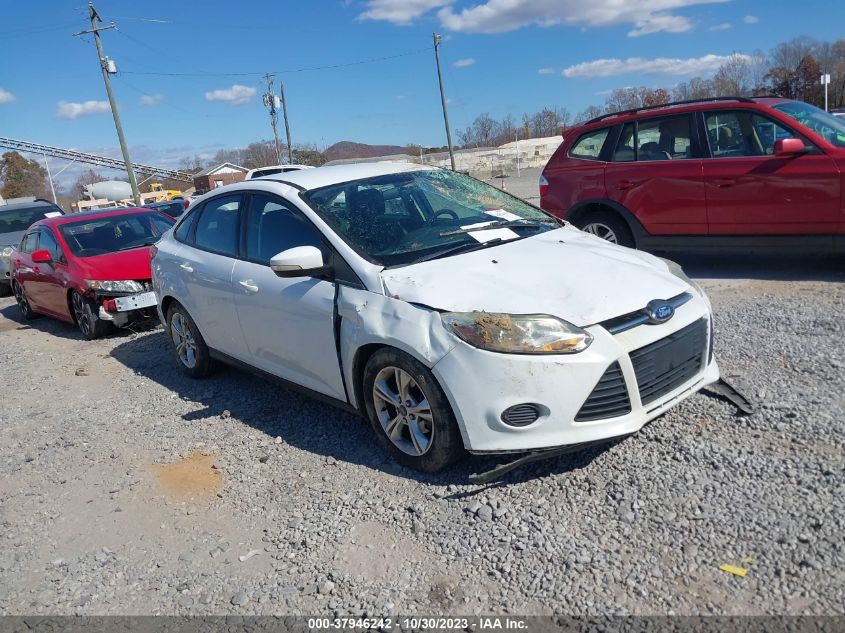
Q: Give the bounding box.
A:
[10,207,174,339]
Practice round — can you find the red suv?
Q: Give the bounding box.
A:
[540,97,845,252]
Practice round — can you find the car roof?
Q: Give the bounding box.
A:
[0,199,61,213]
[236,161,431,191]
[579,96,792,130]
[34,206,163,228]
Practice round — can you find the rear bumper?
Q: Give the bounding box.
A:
[432,294,718,453]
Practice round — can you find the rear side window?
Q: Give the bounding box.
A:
[568,128,610,160]
[613,115,692,162]
[193,195,241,256]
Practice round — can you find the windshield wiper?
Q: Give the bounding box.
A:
[412,238,507,264]
[116,239,156,252]
[439,220,543,237]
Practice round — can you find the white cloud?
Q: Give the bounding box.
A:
[563,53,749,78]
[0,88,15,104]
[361,0,732,36]
[57,100,110,119]
[360,0,451,25]
[708,22,731,31]
[204,84,257,105]
[452,57,475,67]
[537,67,556,75]
[140,93,164,106]
[743,14,759,24]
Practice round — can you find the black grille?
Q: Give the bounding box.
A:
[631,318,707,406]
[501,404,541,427]
[575,362,631,421]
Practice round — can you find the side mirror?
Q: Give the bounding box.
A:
[773,137,806,157]
[270,246,331,278]
[31,249,52,264]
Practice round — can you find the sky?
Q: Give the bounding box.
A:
[1,0,844,187]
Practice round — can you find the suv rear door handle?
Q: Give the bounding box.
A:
[616,180,636,190]
[179,262,194,273]
[238,279,259,293]
[712,178,736,188]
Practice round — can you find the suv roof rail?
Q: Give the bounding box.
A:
[584,96,759,126]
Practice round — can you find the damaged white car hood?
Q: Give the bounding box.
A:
[380,227,690,326]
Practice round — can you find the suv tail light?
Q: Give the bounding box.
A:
[539,174,549,199]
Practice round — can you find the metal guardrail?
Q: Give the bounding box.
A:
[0,137,194,182]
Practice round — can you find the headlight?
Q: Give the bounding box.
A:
[85,279,144,293]
[1,246,13,257]
[441,312,593,354]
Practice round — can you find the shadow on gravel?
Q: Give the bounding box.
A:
[110,329,614,486]
[0,303,148,342]
[668,252,844,282]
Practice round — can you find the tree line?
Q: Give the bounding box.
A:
[457,36,845,147]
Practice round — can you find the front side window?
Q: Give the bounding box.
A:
[245,194,324,264]
[38,228,64,262]
[569,127,610,160]
[706,110,804,158]
[58,212,175,257]
[303,169,557,266]
[193,195,241,257]
[20,232,38,253]
[774,101,845,148]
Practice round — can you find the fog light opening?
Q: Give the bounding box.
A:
[501,403,541,427]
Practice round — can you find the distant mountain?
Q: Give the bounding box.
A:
[324,141,409,162]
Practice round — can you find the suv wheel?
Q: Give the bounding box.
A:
[166,303,213,377]
[576,210,634,248]
[363,348,464,473]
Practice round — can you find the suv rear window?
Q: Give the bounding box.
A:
[568,128,610,160]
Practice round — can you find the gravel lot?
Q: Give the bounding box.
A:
[0,241,843,615]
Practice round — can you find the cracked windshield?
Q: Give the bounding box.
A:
[304,169,558,266]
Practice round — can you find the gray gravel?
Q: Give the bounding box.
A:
[0,257,843,616]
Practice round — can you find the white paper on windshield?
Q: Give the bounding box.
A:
[44,212,62,218]
[460,221,519,243]
[484,208,521,221]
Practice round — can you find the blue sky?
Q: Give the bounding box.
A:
[1,0,844,183]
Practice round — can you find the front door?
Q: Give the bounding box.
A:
[232,192,345,400]
[702,109,841,234]
[604,114,707,235]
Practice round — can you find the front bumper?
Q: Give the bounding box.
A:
[432,294,719,453]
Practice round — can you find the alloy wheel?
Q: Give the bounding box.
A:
[582,222,619,244]
[372,366,434,456]
[170,313,198,369]
[14,283,31,318]
[71,292,92,338]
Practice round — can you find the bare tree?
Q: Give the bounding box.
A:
[713,54,752,95]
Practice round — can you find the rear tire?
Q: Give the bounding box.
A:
[575,210,635,248]
[13,281,39,321]
[70,290,111,340]
[363,348,464,473]
[166,303,213,378]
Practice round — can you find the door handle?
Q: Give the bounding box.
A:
[616,180,636,190]
[238,279,259,293]
[712,178,736,188]
[179,262,194,273]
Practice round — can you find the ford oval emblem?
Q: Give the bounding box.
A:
[646,300,675,324]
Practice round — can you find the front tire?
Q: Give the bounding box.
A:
[71,291,111,340]
[575,210,635,248]
[166,303,213,377]
[363,348,464,473]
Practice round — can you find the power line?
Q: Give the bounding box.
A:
[118,46,433,77]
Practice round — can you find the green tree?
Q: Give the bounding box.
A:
[0,151,50,199]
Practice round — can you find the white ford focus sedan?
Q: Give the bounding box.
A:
[152,162,719,472]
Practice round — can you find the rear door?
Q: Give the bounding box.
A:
[604,113,707,235]
[542,126,610,216]
[177,194,248,359]
[231,192,345,399]
[702,109,841,234]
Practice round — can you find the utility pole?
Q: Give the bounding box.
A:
[262,74,283,165]
[74,2,140,205]
[279,80,293,165]
[433,33,456,171]
[821,73,831,112]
